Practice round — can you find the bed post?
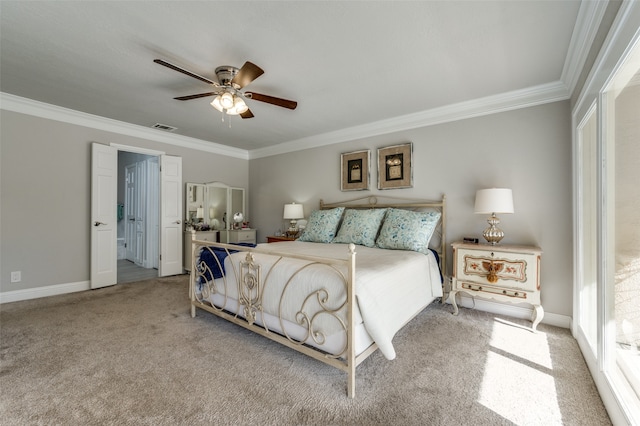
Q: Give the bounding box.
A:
[190,241,197,318]
[441,194,447,286]
[347,243,357,398]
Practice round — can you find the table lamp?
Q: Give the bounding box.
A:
[474,188,514,245]
[283,203,304,238]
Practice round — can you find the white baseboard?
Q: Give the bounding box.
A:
[446,293,572,329]
[0,281,91,304]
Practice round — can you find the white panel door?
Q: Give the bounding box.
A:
[135,160,147,266]
[159,155,183,276]
[125,164,136,262]
[91,143,117,289]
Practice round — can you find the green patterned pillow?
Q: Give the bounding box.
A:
[297,207,345,243]
[376,208,441,254]
[333,208,387,247]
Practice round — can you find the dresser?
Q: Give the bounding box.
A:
[183,230,219,272]
[449,241,543,330]
[223,229,257,244]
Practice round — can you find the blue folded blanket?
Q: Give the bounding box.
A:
[197,243,256,280]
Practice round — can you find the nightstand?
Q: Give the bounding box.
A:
[449,241,543,330]
[266,235,297,243]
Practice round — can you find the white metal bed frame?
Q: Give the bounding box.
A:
[189,195,446,398]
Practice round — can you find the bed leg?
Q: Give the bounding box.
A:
[190,304,196,318]
[348,370,355,399]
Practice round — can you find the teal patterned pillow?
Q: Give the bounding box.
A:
[297,207,345,243]
[376,208,441,254]
[333,208,387,247]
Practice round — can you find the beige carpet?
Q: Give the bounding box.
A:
[0,275,610,425]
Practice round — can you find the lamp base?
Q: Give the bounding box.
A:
[483,213,504,245]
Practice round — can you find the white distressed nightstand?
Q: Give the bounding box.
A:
[449,241,544,330]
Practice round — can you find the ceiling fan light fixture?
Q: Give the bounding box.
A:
[220,92,234,109]
[210,95,224,112]
[233,97,249,114]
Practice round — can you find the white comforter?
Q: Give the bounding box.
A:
[204,241,442,360]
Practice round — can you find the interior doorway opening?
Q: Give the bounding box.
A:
[117,151,160,284]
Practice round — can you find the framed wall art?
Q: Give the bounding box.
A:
[341,149,370,191]
[377,142,413,190]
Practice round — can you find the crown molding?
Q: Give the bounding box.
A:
[249,80,570,159]
[561,0,609,96]
[0,92,249,160]
[573,0,640,115]
[2,77,570,162]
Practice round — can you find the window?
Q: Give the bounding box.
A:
[573,12,640,422]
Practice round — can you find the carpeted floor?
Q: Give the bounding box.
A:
[0,275,610,425]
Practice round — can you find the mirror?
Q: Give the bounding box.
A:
[229,187,245,229]
[185,182,245,232]
[207,183,229,231]
[185,183,206,225]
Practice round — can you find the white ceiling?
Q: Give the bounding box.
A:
[1,1,593,157]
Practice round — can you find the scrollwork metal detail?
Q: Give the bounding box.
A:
[238,252,263,326]
[278,263,349,358]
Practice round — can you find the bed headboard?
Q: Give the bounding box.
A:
[319,194,447,274]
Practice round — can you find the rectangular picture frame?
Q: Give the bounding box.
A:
[341,149,370,191]
[377,142,413,190]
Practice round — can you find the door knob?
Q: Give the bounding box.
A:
[94,221,107,226]
[174,220,181,224]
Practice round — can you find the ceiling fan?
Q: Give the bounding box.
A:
[154,59,297,119]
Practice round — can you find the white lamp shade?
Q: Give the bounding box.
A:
[196,207,204,219]
[283,203,304,220]
[474,188,514,214]
[210,96,223,112]
[220,92,234,109]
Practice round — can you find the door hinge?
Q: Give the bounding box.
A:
[159,254,162,261]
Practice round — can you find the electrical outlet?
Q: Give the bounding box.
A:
[11,271,21,283]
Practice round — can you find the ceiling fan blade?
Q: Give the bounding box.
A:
[154,59,218,86]
[231,61,264,89]
[246,92,298,110]
[174,92,218,101]
[240,109,254,119]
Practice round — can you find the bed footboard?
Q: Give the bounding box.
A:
[189,240,362,397]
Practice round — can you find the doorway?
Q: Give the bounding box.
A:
[91,142,183,289]
[117,151,159,283]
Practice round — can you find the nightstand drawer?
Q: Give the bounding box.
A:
[456,248,539,292]
[458,281,529,300]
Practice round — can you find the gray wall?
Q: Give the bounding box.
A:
[0,109,248,293]
[2,100,573,318]
[249,101,573,317]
